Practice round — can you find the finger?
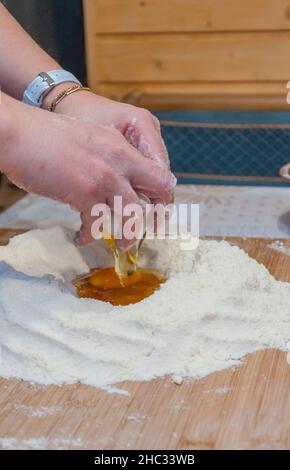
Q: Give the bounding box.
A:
[124,112,170,168]
[75,179,145,250]
[107,179,144,251]
[74,207,96,246]
[123,144,176,206]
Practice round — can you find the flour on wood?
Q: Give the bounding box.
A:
[0,226,289,393]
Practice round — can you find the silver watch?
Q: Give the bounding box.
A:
[22,70,81,107]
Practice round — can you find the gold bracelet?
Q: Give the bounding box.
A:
[46,85,91,112]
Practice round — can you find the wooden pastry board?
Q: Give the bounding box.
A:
[0,229,289,450]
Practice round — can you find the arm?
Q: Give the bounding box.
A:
[0,3,175,248]
[0,3,170,168]
[0,93,175,247]
[0,2,59,99]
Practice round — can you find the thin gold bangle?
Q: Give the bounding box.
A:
[46,85,91,112]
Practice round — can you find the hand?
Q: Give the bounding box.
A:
[1,95,176,248]
[44,88,170,169]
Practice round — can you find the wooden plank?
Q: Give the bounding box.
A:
[83,1,290,110]
[92,32,290,82]
[0,233,290,450]
[175,173,286,183]
[85,0,290,33]
[93,81,289,110]
[83,0,100,95]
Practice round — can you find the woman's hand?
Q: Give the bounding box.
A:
[44,89,170,169]
[0,94,176,248]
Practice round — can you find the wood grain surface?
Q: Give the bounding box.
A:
[0,232,289,450]
[92,81,289,111]
[86,0,290,33]
[84,0,290,109]
[93,32,290,83]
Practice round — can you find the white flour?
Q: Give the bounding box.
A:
[0,436,82,450]
[269,240,290,257]
[0,226,289,393]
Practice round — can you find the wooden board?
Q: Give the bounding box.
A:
[94,81,289,111]
[86,0,290,33]
[93,32,290,82]
[0,232,290,450]
[83,0,290,109]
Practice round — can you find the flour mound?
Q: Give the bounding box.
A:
[0,226,289,393]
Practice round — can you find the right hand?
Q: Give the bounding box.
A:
[1,99,176,247]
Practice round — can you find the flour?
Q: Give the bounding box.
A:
[14,404,63,417]
[0,226,289,393]
[269,240,290,257]
[0,436,82,450]
[0,226,88,280]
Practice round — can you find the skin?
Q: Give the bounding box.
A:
[0,4,175,247]
[0,93,175,247]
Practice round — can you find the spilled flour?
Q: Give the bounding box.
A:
[269,240,290,257]
[0,226,289,393]
[0,436,82,450]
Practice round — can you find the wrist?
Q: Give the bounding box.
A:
[41,81,77,110]
[22,69,81,108]
[0,93,16,146]
[43,84,92,114]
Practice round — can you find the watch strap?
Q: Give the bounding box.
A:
[22,70,81,107]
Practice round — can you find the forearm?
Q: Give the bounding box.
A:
[0,93,24,171]
[0,92,15,151]
[0,3,60,99]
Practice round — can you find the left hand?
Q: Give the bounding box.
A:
[47,89,170,170]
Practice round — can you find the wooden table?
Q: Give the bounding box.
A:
[0,230,290,450]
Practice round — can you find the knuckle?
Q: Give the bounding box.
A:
[99,164,119,188]
[139,108,154,121]
[85,179,98,199]
[104,130,126,157]
[103,165,115,181]
[106,126,120,138]
[110,142,125,158]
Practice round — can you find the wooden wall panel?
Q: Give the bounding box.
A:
[87,0,290,33]
[95,82,289,111]
[93,32,290,82]
[83,1,290,110]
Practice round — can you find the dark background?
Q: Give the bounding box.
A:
[2,0,87,83]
